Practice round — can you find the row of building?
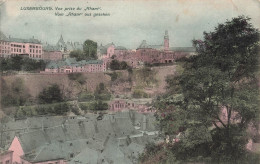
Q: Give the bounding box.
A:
[1,30,195,74]
[43,58,107,74]
[96,30,196,68]
[42,30,195,74]
[0,112,160,164]
[0,32,82,61]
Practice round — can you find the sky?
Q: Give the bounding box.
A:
[0,0,259,49]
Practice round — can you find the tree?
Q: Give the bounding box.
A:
[38,84,63,104]
[83,39,98,60]
[151,16,260,163]
[109,59,130,70]
[69,50,84,61]
[110,59,121,70]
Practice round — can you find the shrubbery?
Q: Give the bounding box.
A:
[68,73,86,84]
[109,59,130,70]
[78,93,94,102]
[132,89,149,98]
[0,56,46,72]
[38,84,63,104]
[16,102,70,118]
[1,78,31,108]
[79,100,108,111]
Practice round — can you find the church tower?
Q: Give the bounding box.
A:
[164,30,169,51]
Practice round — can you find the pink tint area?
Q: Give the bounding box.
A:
[8,136,24,164]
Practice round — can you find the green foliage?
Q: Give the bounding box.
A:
[69,50,85,61]
[83,39,98,60]
[79,101,108,111]
[68,73,86,84]
[148,16,260,163]
[107,72,118,81]
[109,59,130,70]
[134,67,158,87]
[78,92,94,102]
[38,84,63,104]
[0,56,46,72]
[1,78,31,107]
[95,93,111,101]
[95,82,107,94]
[132,89,149,98]
[15,102,70,118]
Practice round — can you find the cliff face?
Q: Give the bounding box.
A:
[0,65,176,100]
[1,72,111,99]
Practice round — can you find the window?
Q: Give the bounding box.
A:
[70,153,74,158]
[5,160,10,164]
[23,45,25,48]
[70,143,73,146]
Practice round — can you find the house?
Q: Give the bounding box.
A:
[5,112,159,164]
[42,58,107,74]
[0,148,13,164]
[0,31,43,59]
[97,43,115,59]
[109,98,153,113]
[42,44,63,61]
[99,31,196,68]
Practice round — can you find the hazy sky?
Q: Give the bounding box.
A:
[0,0,259,49]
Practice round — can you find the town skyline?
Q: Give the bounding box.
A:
[0,0,259,49]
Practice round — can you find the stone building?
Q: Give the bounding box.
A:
[98,31,196,68]
[43,58,107,74]
[42,44,63,61]
[0,31,43,59]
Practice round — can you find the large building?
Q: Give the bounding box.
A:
[43,58,107,74]
[42,44,63,61]
[0,31,43,59]
[98,30,196,68]
[55,35,83,59]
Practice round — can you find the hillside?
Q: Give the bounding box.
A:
[0,65,177,117]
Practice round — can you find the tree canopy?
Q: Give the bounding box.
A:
[145,16,260,163]
[38,84,63,104]
[83,39,98,60]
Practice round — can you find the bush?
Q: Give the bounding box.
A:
[107,72,118,81]
[35,102,69,115]
[132,89,149,98]
[0,56,46,72]
[95,93,111,101]
[1,78,31,107]
[110,59,130,70]
[78,93,94,102]
[38,84,63,104]
[68,73,86,84]
[93,100,108,110]
[79,103,89,111]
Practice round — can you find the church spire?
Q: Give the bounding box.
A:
[164,30,169,51]
[164,30,169,39]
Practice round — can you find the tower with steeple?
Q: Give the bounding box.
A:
[56,34,66,52]
[164,30,169,51]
